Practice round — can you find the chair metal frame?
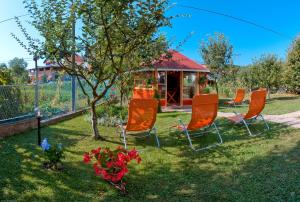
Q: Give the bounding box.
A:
[117,124,160,149]
[174,94,223,152]
[233,112,270,136]
[117,98,160,149]
[228,90,270,136]
[177,119,223,151]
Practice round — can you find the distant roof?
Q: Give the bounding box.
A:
[152,50,209,72]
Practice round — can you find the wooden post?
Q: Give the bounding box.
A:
[165,71,168,106]
[196,72,200,95]
[180,71,183,106]
[165,71,167,106]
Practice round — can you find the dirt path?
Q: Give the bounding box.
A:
[163,107,300,129]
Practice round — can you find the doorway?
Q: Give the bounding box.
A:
[167,71,180,105]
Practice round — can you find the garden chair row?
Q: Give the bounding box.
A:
[117,89,270,151]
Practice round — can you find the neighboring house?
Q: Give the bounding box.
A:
[28,55,85,83]
[134,50,210,106]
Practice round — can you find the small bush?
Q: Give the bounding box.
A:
[94,104,128,127]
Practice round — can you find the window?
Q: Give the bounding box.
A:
[183,72,196,99]
[157,71,166,99]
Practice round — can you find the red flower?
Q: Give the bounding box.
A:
[83,146,141,187]
[91,147,101,155]
[83,153,91,163]
[128,148,141,161]
[136,156,142,164]
[93,163,101,175]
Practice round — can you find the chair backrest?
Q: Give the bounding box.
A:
[244,89,267,119]
[187,94,218,130]
[132,88,154,99]
[234,89,246,103]
[126,98,158,131]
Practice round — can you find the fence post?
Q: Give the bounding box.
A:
[34,56,39,108]
[71,2,76,112]
[72,76,76,111]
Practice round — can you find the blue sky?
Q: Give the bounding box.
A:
[0,0,299,68]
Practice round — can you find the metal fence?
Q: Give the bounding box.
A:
[0,79,116,124]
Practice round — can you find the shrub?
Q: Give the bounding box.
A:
[95,104,128,127]
[41,138,64,170]
[83,146,141,194]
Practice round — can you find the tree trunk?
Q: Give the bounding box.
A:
[90,102,104,140]
[120,90,123,107]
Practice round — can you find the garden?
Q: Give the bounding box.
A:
[1,101,300,201]
[1,0,300,201]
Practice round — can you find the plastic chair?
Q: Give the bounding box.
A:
[225,89,246,106]
[117,98,160,149]
[226,89,270,136]
[176,94,223,151]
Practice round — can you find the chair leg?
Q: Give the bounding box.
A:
[120,127,127,149]
[151,127,160,148]
[259,114,270,131]
[212,122,223,144]
[180,121,222,152]
[242,115,270,137]
[242,119,254,136]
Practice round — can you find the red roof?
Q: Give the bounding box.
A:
[154,50,209,72]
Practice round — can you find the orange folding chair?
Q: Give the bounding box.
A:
[176,94,223,151]
[225,89,246,106]
[117,98,160,149]
[132,88,154,99]
[226,89,270,136]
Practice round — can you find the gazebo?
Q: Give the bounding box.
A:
[133,50,210,106]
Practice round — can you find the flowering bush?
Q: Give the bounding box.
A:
[41,138,64,170]
[83,146,141,194]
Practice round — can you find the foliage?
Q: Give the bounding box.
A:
[42,73,48,83]
[95,104,128,127]
[18,0,171,140]
[0,67,13,85]
[8,57,29,84]
[0,63,7,69]
[153,89,162,113]
[237,54,283,98]
[202,86,211,94]
[116,73,134,106]
[41,138,64,170]
[83,146,141,194]
[199,32,233,93]
[285,36,300,93]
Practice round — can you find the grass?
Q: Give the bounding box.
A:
[1,111,300,201]
[219,93,300,115]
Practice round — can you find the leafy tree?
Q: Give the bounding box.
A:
[250,54,283,98]
[238,66,256,90]
[17,0,170,139]
[199,32,233,93]
[0,69,13,85]
[285,36,300,93]
[0,63,7,69]
[8,57,29,84]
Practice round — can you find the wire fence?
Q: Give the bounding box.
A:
[0,79,116,124]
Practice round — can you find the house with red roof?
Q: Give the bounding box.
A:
[134,50,210,106]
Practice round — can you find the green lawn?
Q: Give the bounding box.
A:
[1,112,300,201]
[219,94,300,115]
